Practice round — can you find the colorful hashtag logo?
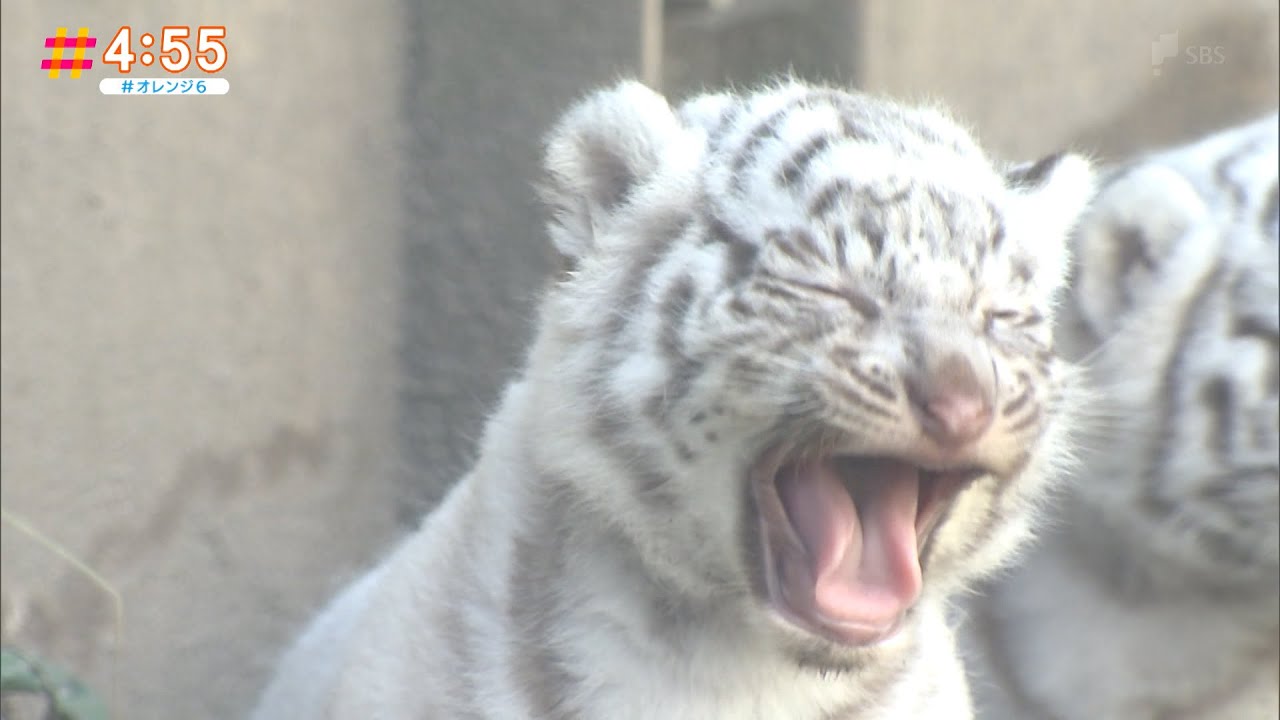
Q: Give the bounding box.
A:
[42,27,96,78]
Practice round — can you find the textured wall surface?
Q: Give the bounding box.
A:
[1,1,1275,718]
[856,0,1279,160]
[2,4,408,718]
[1,2,640,718]
[395,2,646,524]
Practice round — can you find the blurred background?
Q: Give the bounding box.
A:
[1,1,1276,717]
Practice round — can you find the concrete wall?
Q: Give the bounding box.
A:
[1,1,1275,718]
[666,0,1279,159]
[1,2,641,718]
[855,0,1280,159]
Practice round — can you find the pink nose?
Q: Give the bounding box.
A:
[903,351,995,447]
[919,391,993,446]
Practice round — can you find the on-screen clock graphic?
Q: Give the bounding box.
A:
[43,24,231,92]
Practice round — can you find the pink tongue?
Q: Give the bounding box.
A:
[777,459,922,634]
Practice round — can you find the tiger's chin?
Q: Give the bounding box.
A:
[749,445,983,648]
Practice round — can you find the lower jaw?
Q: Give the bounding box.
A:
[783,604,906,645]
[773,602,907,648]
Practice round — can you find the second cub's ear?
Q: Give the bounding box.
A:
[540,81,683,269]
[1071,163,1211,337]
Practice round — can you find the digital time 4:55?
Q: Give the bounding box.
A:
[102,26,227,73]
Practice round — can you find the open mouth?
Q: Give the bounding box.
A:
[751,450,982,647]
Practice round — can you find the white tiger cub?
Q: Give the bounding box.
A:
[963,115,1280,720]
[253,81,1095,719]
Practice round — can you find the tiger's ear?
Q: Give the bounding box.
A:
[1002,153,1097,296]
[1070,163,1211,337]
[540,81,684,271]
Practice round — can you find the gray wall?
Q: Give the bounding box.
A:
[1,1,1275,718]
[1,2,641,718]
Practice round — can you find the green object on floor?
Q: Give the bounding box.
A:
[1,646,108,720]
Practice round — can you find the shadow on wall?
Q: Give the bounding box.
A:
[393,3,642,527]
[1072,7,1280,160]
[5,424,331,686]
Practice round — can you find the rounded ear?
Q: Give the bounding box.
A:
[1071,163,1211,338]
[539,81,684,271]
[1002,152,1097,296]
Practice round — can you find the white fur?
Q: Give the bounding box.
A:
[962,114,1280,720]
[254,81,1096,719]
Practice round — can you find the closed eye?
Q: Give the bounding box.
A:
[985,308,1021,331]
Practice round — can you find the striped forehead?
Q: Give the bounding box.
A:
[682,88,1010,292]
[697,87,987,176]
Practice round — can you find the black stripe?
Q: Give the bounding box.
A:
[1000,374,1033,417]
[658,276,696,362]
[990,220,1006,253]
[1115,225,1158,289]
[605,212,693,341]
[832,382,897,419]
[665,355,706,419]
[731,93,820,188]
[1017,311,1044,328]
[509,485,582,720]
[869,186,911,207]
[586,378,679,510]
[768,274,881,320]
[1007,152,1064,191]
[884,257,898,291]
[1146,264,1227,496]
[925,184,957,224]
[1005,406,1041,434]
[1232,307,1278,344]
[762,316,834,353]
[858,214,886,258]
[652,276,708,424]
[1200,377,1234,459]
[769,228,815,266]
[756,281,807,304]
[1261,178,1279,240]
[827,94,887,146]
[832,225,850,270]
[777,133,833,186]
[707,214,760,286]
[849,365,897,402]
[766,315,839,351]
[1010,258,1032,284]
[706,103,742,151]
[792,228,827,264]
[1197,524,1263,567]
[1214,136,1264,209]
[834,284,880,320]
[728,294,755,317]
[809,177,853,218]
[1197,467,1272,502]
[831,345,860,368]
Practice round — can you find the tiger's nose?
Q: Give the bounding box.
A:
[905,352,994,447]
[919,390,993,445]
